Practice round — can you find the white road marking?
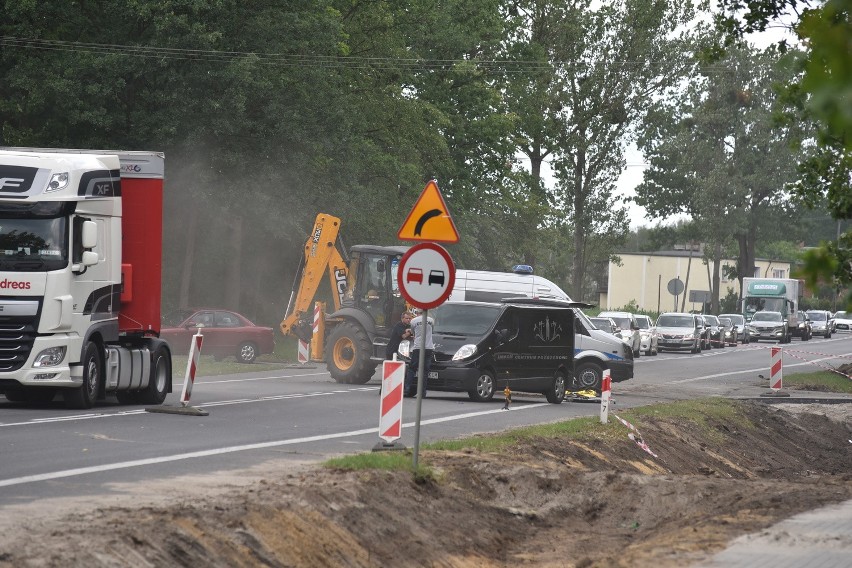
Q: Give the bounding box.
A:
[0,404,549,488]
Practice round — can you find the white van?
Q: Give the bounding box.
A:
[447,265,634,391]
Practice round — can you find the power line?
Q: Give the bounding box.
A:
[0,36,737,74]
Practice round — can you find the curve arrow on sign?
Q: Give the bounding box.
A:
[414,209,442,236]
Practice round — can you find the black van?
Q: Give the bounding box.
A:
[425,298,579,403]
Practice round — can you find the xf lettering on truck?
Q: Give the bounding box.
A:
[335,268,347,304]
[93,182,112,195]
[0,177,25,191]
[0,279,32,290]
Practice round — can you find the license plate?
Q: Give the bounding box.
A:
[428,371,438,379]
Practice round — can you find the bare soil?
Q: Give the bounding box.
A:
[1,401,850,567]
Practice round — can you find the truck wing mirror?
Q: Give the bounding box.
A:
[81,220,98,249]
[81,251,98,267]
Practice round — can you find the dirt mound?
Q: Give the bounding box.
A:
[1,401,850,567]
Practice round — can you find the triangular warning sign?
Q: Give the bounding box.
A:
[398,180,460,243]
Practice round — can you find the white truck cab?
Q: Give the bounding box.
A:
[0,148,172,408]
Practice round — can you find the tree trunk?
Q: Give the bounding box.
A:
[224,215,243,309]
[178,206,198,310]
[571,145,586,301]
[710,242,722,314]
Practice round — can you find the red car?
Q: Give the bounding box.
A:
[160,309,275,363]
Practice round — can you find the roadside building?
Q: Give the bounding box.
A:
[600,247,792,313]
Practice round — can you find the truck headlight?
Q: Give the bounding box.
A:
[47,172,70,192]
[452,344,477,360]
[33,346,66,367]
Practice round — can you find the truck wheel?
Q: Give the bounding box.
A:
[468,370,495,402]
[138,345,171,405]
[573,362,602,392]
[326,321,375,384]
[65,341,101,409]
[545,371,566,404]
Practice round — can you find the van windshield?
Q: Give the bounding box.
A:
[432,304,501,336]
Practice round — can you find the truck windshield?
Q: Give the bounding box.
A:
[0,204,69,271]
[744,297,785,315]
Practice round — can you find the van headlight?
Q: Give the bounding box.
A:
[452,344,477,360]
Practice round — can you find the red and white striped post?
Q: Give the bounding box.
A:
[374,360,406,451]
[310,301,324,361]
[179,332,203,407]
[769,346,783,391]
[600,369,612,424]
[297,340,309,364]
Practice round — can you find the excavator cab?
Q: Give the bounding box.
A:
[347,246,409,332]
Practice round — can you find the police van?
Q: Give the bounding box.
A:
[445,265,634,391]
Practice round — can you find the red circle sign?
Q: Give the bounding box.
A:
[397,243,456,310]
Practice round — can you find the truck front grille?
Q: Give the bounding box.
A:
[0,323,38,371]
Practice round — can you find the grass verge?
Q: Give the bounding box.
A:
[784,369,852,393]
[321,397,755,473]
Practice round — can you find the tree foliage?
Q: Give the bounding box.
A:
[0,0,711,320]
[717,0,852,308]
[635,41,808,310]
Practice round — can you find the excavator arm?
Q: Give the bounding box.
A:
[280,213,350,343]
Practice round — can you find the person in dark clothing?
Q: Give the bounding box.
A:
[386,311,413,360]
[404,311,434,397]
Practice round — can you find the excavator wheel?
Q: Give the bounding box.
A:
[325,321,376,384]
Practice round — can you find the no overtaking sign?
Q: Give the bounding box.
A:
[397,242,455,310]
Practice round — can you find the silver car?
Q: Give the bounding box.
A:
[634,314,659,356]
[806,310,833,338]
[747,311,788,343]
[719,313,750,343]
[834,310,852,332]
[598,311,641,357]
[656,312,703,354]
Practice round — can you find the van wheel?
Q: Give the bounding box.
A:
[545,371,566,404]
[573,362,602,392]
[468,371,495,402]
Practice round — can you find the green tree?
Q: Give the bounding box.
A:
[636,42,807,312]
[717,0,852,308]
[501,0,698,301]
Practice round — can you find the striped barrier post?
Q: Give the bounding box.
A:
[297,340,310,364]
[180,332,204,407]
[310,301,324,361]
[600,369,612,424]
[769,346,783,391]
[373,360,406,451]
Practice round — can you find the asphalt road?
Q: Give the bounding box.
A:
[1,334,849,508]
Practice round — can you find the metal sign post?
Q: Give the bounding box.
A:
[396,243,455,470]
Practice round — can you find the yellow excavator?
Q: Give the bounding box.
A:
[280,213,410,384]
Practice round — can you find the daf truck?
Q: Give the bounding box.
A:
[0,148,172,408]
